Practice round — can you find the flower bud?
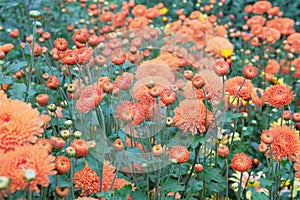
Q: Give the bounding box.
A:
[195,164,203,173]
[66,146,76,157]
[24,169,36,182]
[50,136,65,151]
[36,94,49,107]
[0,176,10,189]
[60,130,70,140]
[47,103,57,112]
[252,158,259,168]
[29,10,42,18]
[64,120,73,128]
[73,131,82,139]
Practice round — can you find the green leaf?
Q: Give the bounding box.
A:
[200,166,225,183]
[8,83,26,100]
[87,151,100,176]
[251,190,268,200]
[57,175,70,187]
[24,43,31,56]
[225,111,243,122]
[260,178,273,187]
[74,157,85,171]
[114,184,132,199]
[6,61,27,74]
[131,190,147,200]
[0,76,13,84]
[161,179,185,193]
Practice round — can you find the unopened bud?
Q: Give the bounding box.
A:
[24,169,36,182]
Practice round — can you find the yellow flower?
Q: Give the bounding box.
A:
[160,7,168,15]
[198,13,207,21]
[271,77,284,85]
[221,49,233,59]
[270,118,286,126]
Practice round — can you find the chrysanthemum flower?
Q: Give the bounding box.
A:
[55,186,69,198]
[55,156,71,174]
[54,38,68,51]
[173,99,213,135]
[225,76,254,101]
[75,84,106,113]
[0,144,56,194]
[135,60,175,83]
[264,125,300,161]
[251,88,265,107]
[231,153,252,172]
[264,85,294,108]
[114,72,134,90]
[115,101,145,126]
[70,139,89,158]
[217,144,230,158]
[0,98,45,152]
[168,145,190,163]
[74,162,100,196]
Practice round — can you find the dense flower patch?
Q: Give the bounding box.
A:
[0,0,300,199]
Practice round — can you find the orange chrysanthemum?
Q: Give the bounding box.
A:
[251,88,265,107]
[128,17,148,30]
[75,84,106,113]
[225,76,254,101]
[114,72,134,90]
[76,197,98,200]
[295,154,300,178]
[156,53,180,70]
[264,85,294,108]
[101,161,133,192]
[287,33,300,53]
[231,153,252,172]
[0,98,45,152]
[115,101,145,126]
[265,59,280,75]
[0,144,56,194]
[252,1,272,14]
[205,37,234,57]
[168,145,190,163]
[173,99,213,135]
[264,125,300,161]
[73,162,100,196]
[136,60,175,83]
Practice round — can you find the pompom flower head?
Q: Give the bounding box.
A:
[264,85,294,108]
[173,99,213,135]
[0,144,56,194]
[263,125,300,161]
[231,153,252,172]
[0,97,45,152]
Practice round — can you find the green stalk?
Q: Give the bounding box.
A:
[237,172,243,200]
[25,19,36,103]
